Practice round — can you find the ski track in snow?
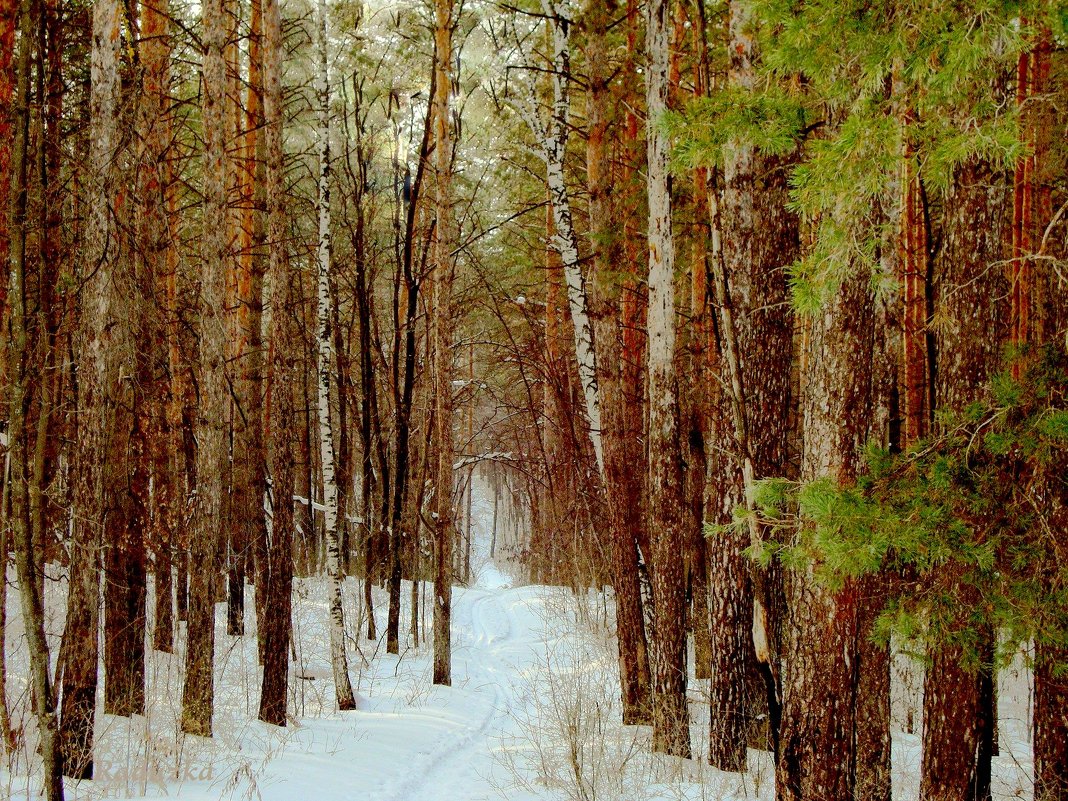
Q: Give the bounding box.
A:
[379,589,522,801]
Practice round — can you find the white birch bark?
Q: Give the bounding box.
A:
[315,0,356,711]
[518,1,604,478]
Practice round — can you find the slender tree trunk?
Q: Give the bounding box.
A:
[644,0,690,759]
[315,0,356,710]
[182,0,230,737]
[581,0,651,724]
[6,0,62,792]
[147,7,178,650]
[257,0,292,726]
[431,0,455,687]
[236,0,266,645]
[529,2,605,479]
[356,226,378,639]
[0,450,16,755]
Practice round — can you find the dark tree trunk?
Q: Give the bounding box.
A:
[1035,642,1068,801]
[257,0,292,728]
[922,158,1010,801]
[583,0,651,726]
[706,0,799,770]
[778,267,877,801]
[103,472,147,716]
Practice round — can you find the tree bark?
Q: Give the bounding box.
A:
[431,0,455,687]
[581,0,651,725]
[60,0,127,771]
[921,158,1010,801]
[314,0,356,710]
[182,0,230,737]
[778,267,876,801]
[644,0,690,759]
[705,0,800,770]
[232,0,267,643]
[6,0,63,792]
[257,0,293,726]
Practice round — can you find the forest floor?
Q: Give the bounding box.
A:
[0,475,1038,800]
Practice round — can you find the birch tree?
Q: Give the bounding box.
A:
[517,0,603,477]
[315,0,356,710]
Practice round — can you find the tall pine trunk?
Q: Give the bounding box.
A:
[644,0,690,759]
[257,0,293,726]
[706,0,799,769]
[920,158,1009,801]
[60,0,126,771]
[431,0,455,687]
[778,265,876,801]
[182,0,229,737]
[582,0,651,725]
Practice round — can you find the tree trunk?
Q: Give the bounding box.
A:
[1035,641,1068,801]
[257,0,293,726]
[6,0,63,792]
[921,158,1010,801]
[182,0,230,737]
[431,0,455,687]
[315,0,356,711]
[231,0,267,640]
[60,0,127,771]
[778,267,876,801]
[581,0,651,724]
[644,0,690,759]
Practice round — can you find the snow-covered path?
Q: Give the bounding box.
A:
[201,475,551,801]
[371,585,542,801]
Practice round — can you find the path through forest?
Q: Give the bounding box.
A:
[37,476,559,801]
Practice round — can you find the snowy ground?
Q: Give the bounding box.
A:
[0,473,1037,800]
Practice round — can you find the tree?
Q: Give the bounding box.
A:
[257,0,293,726]
[6,0,63,791]
[315,0,357,710]
[644,0,690,759]
[919,158,1009,801]
[182,0,230,738]
[431,0,455,688]
[579,0,651,725]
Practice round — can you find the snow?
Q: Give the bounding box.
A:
[0,471,1038,800]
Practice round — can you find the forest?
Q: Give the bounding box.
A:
[1,0,1068,799]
